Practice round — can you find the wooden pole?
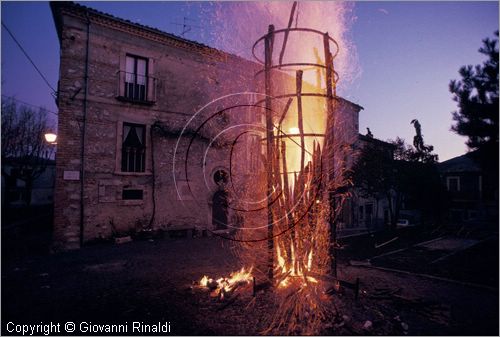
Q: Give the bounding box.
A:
[294,70,306,274]
[281,141,291,213]
[323,32,337,278]
[296,70,305,174]
[278,1,297,67]
[265,24,275,282]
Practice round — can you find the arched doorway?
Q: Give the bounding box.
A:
[212,189,228,230]
[212,169,229,230]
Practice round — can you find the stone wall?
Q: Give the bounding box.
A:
[52,3,261,249]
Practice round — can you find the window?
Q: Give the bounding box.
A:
[365,203,373,216]
[121,123,146,172]
[122,188,143,200]
[365,203,373,226]
[446,176,460,192]
[213,169,229,185]
[125,55,148,101]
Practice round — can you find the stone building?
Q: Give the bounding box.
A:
[439,151,498,224]
[345,134,396,234]
[50,2,364,250]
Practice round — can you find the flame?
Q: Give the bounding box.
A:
[199,267,253,297]
[200,275,210,287]
[276,242,317,289]
[276,244,287,274]
[197,3,359,191]
[307,250,313,271]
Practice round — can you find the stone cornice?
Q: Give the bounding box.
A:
[52,2,258,68]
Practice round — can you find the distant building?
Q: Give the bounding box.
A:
[338,134,396,236]
[439,151,498,224]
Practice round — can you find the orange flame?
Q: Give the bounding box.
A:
[199,267,253,297]
[276,243,318,289]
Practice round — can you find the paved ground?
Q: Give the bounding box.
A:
[2,225,499,335]
[369,235,499,287]
[338,263,499,335]
[2,205,53,258]
[2,237,239,335]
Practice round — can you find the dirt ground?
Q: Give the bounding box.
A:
[2,233,499,335]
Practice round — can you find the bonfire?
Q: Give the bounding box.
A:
[197,2,353,335]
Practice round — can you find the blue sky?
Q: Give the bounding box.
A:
[2,1,498,161]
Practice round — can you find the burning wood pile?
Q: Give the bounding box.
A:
[196,2,354,334]
[198,267,253,300]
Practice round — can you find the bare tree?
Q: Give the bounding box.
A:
[1,98,53,206]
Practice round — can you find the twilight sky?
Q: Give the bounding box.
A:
[1,1,498,161]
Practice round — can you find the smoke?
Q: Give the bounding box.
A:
[194,1,360,93]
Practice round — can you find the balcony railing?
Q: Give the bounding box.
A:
[448,189,482,201]
[116,71,157,104]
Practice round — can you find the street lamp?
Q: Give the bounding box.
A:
[44,132,57,144]
[44,132,57,161]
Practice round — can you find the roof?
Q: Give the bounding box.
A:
[438,151,482,173]
[337,97,364,112]
[49,1,248,62]
[358,134,395,149]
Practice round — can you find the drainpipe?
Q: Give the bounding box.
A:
[79,12,91,247]
[148,125,156,229]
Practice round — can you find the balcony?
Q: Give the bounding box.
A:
[448,189,482,202]
[116,71,157,105]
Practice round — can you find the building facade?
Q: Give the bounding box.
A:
[439,151,498,224]
[338,133,396,235]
